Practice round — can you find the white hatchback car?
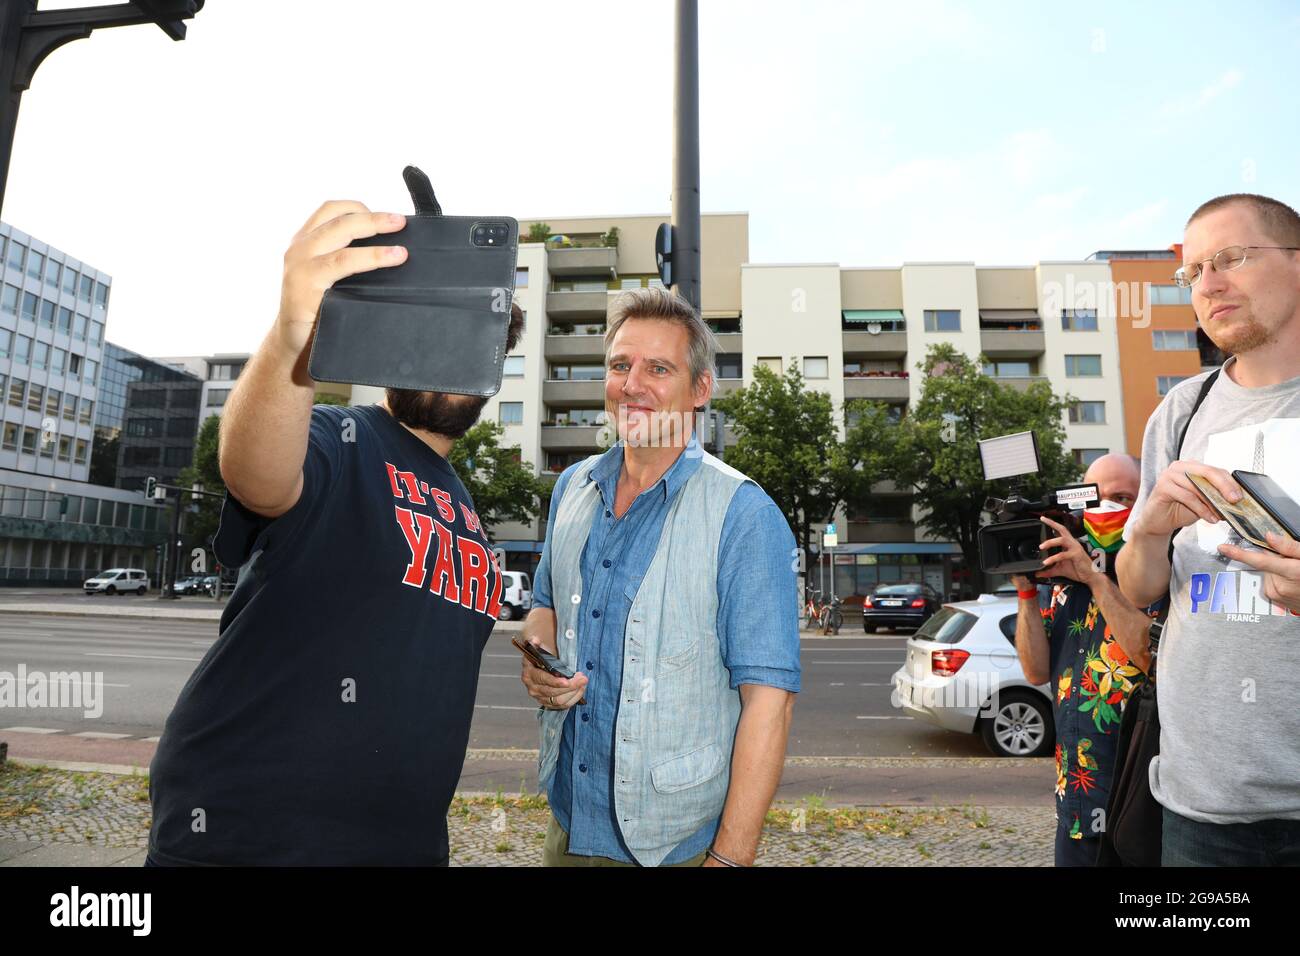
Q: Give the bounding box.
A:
[84,568,151,596]
[890,593,1055,758]
[496,571,533,621]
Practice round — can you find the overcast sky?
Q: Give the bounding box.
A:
[6,0,1299,357]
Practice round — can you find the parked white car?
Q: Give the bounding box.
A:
[497,571,533,621]
[84,568,150,596]
[890,593,1055,758]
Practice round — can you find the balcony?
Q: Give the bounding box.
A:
[979,329,1045,359]
[988,375,1050,393]
[542,378,606,406]
[841,330,908,358]
[540,424,608,452]
[547,290,608,320]
[713,378,743,398]
[713,332,743,354]
[545,333,606,361]
[845,520,916,544]
[843,374,910,401]
[547,245,618,278]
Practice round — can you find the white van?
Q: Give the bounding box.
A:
[497,571,533,621]
[84,568,150,595]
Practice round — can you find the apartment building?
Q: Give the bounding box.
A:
[1091,247,1227,456]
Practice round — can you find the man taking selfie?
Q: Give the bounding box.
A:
[147,201,522,865]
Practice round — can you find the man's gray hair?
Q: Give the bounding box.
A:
[604,286,718,396]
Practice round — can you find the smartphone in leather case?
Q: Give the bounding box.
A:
[307,166,519,396]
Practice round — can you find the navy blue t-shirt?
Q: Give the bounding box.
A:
[148,404,502,865]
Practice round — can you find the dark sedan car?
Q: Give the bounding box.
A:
[862,583,943,633]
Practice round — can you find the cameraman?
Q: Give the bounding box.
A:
[1010,453,1161,866]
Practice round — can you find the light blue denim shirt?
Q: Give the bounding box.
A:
[534,436,800,863]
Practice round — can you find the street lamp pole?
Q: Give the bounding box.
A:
[671,0,700,312]
[0,0,203,216]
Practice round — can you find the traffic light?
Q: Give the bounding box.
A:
[144,476,163,500]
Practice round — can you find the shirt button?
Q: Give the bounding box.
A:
[581,712,590,722]
[564,628,575,640]
[579,764,588,774]
[602,559,612,569]
[586,660,594,670]
[571,594,581,605]
[605,510,611,517]
[592,609,601,619]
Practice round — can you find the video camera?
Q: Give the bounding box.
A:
[976,431,1098,576]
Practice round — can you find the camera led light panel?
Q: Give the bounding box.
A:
[978,431,1040,481]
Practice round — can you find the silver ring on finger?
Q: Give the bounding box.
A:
[549,695,556,708]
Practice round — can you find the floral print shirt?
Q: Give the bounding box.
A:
[1039,580,1159,840]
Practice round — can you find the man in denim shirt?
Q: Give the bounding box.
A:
[519,287,801,867]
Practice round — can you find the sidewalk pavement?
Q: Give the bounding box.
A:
[0,748,1055,867]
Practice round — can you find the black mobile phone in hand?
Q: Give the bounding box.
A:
[1231,471,1300,544]
[512,637,587,706]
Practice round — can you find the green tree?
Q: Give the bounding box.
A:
[712,361,840,562]
[176,414,225,569]
[313,391,349,406]
[447,420,549,533]
[866,343,1079,592]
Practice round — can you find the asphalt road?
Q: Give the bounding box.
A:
[0,611,990,758]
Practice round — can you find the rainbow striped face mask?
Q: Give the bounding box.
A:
[1083,499,1132,567]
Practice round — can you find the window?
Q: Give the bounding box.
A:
[79,399,93,424]
[39,299,54,328]
[1150,284,1192,306]
[209,362,244,381]
[0,328,10,358]
[1065,354,1102,377]
[924,309,961,332]
[757,356,782,374]
[515,267,528,288]
[620,278,644,290]
[67,353,81,378]
[21,291,38,322]
[715,354,741,379]
[1,423,16,450]
[8,379,23,407]
[167,417,196,438]
[843,309,905,332]
[124,446,160,466]
[982,360,1033,378]
[20,426,37,454]
[57,306,72,334]
[1152,330,1198,350]
[14,335,30,365]
[58,436,71,461]
[32,341,48,371]
[1061,309,1098,331]
[50,348,65,374]
[204,387,229,407]
[127,418,163,438]
[1157,375,1189,396]
[503,355,525,377]
[1073,448,1107,468]
[25,250,43,280]
[45,258,60,287]
[73,313,86,340]
[27,383,43,412]
[803,356,829,379]
[78,274,93,304]
[45,388,60,417]
[1,284,17,315]
[61,394,75,420]
[84,360,97,385]
[499,402,523,425]
[90,321,104,346]
[61,266,76,297]
[549,363,603,381]
[5,240,24,271]
[647,277,665,290]
[74,439,87,464]
[164,446,190,467]
[94,282,108,313]
[1068,401,1106,424]
[548,407,603,426]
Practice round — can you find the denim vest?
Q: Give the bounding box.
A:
[539,447,751,866]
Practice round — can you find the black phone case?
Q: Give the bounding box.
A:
[1231,470,1300,540]
[307,166,518,396]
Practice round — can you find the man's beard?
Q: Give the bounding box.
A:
[385,387,487,439]
[1201,309,1274,355]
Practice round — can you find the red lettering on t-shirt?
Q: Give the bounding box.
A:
[429,518,460,602]
[456,536,491,614]
[429,486,455,523]
[384,462,404,499]
[460,503,482,534]
[388,466,426,505]
[392,506,436,588]
[485,548,504,619]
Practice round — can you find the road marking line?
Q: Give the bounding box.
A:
[829,682,845,686]
[141,736,161,743]
[84,652,202,662]
[72,732,132,739]
[0,677,130,688]
[0,726,62,734]
[855,716,910,720]
[859,682,892,686]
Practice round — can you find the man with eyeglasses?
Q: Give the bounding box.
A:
[1117,193,1300,866]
